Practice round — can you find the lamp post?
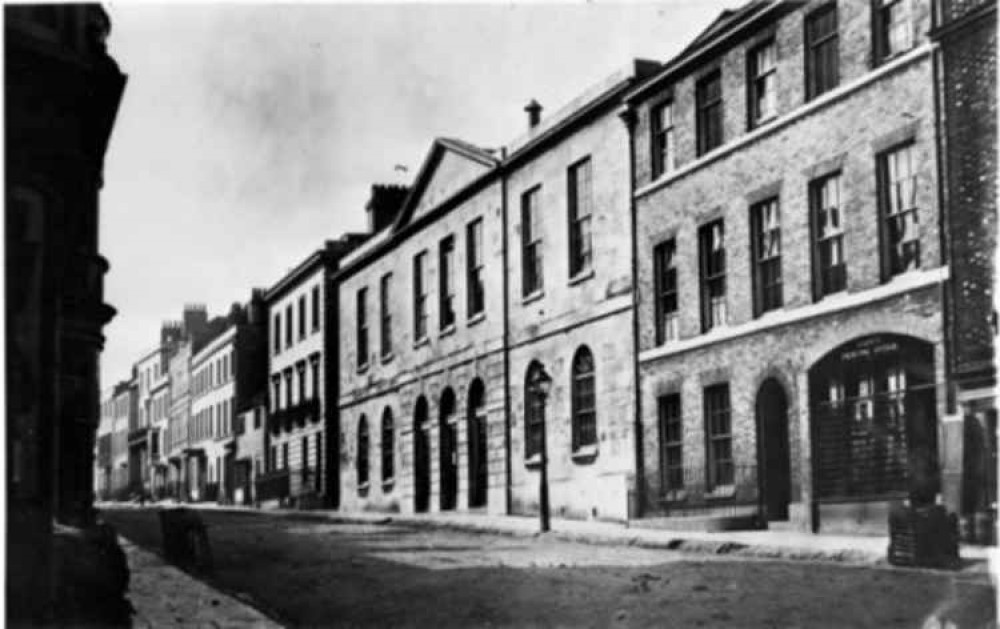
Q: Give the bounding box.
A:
[528,363,553,532]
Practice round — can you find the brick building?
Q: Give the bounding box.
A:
[932,0,997,541]
[626,0,948,533]
[262,236,366,508]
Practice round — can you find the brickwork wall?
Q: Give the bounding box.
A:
[640,287,944,529]
[630,1,944,530]
[941,10,997,375]
[633,0,934,190]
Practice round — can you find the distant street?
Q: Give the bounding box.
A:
[100,508,994,628]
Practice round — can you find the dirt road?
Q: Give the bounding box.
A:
[101,508,995,628]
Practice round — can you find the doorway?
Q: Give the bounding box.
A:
[468,379,488,508]
[439,389,458,511]
[755,378,791,522]
[414,397,430,513]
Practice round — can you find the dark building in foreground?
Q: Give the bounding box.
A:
[932,0,997,542]
[6,4,127,623]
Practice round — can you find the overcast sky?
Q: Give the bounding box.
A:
[99,1,734,388]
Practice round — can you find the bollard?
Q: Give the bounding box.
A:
[158,508,213,574]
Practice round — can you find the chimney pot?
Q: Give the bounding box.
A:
[525,99,542,129]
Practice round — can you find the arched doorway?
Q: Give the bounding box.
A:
[468,379,488,508]
[809,334,938,531]
[413,396,430,513]
[755,378,791,522]
[439,389,458,511]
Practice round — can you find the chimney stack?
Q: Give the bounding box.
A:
[525,99,542,129]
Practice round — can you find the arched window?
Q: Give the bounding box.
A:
[524,362,546,459]
[381,407,394,483]
[571,346,597,450]
[357,415,369,489]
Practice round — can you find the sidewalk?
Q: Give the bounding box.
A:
[120,535,283,628]
[104,500,995,570]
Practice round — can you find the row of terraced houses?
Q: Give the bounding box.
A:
[95,0,997,540]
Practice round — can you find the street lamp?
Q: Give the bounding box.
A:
[528,363,553,532]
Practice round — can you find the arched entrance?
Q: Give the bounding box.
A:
[755,378,791,522]
[439,389,458,511]
[413,396,430,513]
[809,334,938,531]
[468,379,488,508]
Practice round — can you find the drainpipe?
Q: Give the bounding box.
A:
[621,105,645,520]
[500,148,513,515]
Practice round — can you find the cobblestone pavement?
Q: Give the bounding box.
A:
[104,508,995,629]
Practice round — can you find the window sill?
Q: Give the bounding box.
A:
[439,324,456,339]
[356,362,370,375]
[358,481,370,497]
[568,268,595,287]
[749,112,778,131]
[524,453,542,468]
[467,311,486,327]
[413,337,430,350]
[571,444,599,463]
[380,352,395,365]
[521,290,545,306]
[382,478,395,492]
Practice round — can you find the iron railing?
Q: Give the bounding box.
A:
[256,469,290,502]
[643,463,759,517]
[269,398,320,434]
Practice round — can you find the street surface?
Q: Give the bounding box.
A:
[101,508,995,628]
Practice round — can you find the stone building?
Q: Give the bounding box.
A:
[166,337,193,499]
[261,236,366,507]
[5,4,128,623]
[130,347,157,494]
[932,0,997,541]
[108,379,134,499]
[338,144,504,515]
[626,0,947,533]
[337,61,660,521]
[186,298,267,503]
[96,390,115,500]
[503,61,659,521]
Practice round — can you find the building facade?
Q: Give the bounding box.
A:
[166,338,193,499]
[263,237,365,507]
[627,0,946,533]
[5,4,128,623]
[338,143,505,515]
[504,61,658,521]
[110,379,134,499]
[189,326,238,502]
[337,62,659,521]
[96,390,115,500]
[932,0,997,541]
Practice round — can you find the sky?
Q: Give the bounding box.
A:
[99,0,735,388]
